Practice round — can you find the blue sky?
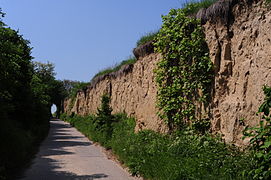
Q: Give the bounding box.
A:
[1,0,183,82]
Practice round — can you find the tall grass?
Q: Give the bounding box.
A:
[61,112,255,180]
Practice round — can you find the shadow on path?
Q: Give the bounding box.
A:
[18,119,109,180]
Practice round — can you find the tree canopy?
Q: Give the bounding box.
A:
[0,10,67,179]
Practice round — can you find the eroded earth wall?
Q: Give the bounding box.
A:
[64,53,167,132]
[64,0,271,145]
[204,0,271,145]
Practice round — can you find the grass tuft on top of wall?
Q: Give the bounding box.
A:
[91,57,136,81]
[182,0,218,16]
[136,31,159,47]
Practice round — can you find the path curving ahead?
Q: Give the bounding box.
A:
[18,119,136,180]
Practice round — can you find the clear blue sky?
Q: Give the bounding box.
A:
[1,0,183,82]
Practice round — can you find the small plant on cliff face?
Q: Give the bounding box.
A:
[154,8,213,131]
[243,86,271,179]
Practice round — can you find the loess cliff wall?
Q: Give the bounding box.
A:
[64,53,167,132]
[204,0,271,145]
[64,0,271,145]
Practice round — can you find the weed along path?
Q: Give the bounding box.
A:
[18,119,136,180]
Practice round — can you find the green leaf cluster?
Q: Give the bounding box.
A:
[154,8,213,131]
[243,86,271,179]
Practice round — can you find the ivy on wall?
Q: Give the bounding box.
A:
[154,9,213,131]
[243,86,271,179]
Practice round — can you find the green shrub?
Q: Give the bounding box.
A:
[59,113,69,121]
[92,94,115,147]
[136,31,159,47]
[243,86,271,179]
[154,8,213,131]
[0,12,54,179]
[61,93,254,179]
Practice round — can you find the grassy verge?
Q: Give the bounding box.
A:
[61,112,255,180]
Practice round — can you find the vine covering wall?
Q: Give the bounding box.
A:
[154,8,213,132]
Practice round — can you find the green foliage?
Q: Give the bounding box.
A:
[94,94,113,129]
[243,86,271,179]
[51,80,68,117]
[61,94,254,179]
[31,62,56,106]
[63,112,254,180]
[0,22,45,180]
[62,80,89,111]
[136,31,159,47]
[0,13,66,179]
[182,0,218,16]
[31,62,67,118]
[0,9,5,27]
[154,8,213,131]
[64,94,115,148]
[92,94,115,146]
[66,81,89,99]
[92,57,136,80]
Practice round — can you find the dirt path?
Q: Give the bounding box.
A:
[18,119,136,180]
